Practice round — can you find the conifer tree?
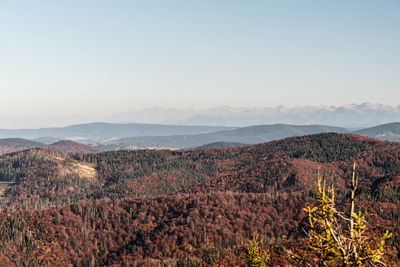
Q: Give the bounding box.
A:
[244,233,270,267]
[302,163,391,266]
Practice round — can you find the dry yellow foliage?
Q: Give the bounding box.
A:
[303,163,391,266]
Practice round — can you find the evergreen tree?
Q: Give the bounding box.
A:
[244,233,270,267]
[301,163,391,266]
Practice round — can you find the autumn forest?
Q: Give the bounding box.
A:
[0,133,399,266]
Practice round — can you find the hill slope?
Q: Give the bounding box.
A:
[0,148,98,206]
[0,122,236,144]
[2,133,398,206]
[196,141,248,149]
[353,122,400,141]
[48,140,102,154]
[97,124,349,150]
[0,138,44,154]
[0,133,399,265]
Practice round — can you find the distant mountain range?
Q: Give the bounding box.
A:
[0,123,235,144]
[96,122,400,150]
[107,103,400,128]
[0,122,398,153]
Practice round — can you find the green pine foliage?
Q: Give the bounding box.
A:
[244,234,270,267]
[301,164,391,266]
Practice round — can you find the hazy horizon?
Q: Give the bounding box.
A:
[0,102,399,129]
[1,1,399,127]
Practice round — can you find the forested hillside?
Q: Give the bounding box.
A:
[48,140,102,154]
[0,139,101,155]
[0,138,45,154]
[0,133,398,265]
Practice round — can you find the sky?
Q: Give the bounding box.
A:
[0,0,399,128]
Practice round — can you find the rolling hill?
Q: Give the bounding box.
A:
[33,136,62,144]
[0,138,45,154]
[0,138,102,155]
[0,122,236,144]
[0,122,399,153]
[96,124,349,150]
[195,141,248,149]
[48,140,102,154]
[353,122,400,142]
[0,133,399,265]
[4,132,398,206]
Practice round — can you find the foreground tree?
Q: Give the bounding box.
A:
[244,233,270,267]
[301,163,391,266]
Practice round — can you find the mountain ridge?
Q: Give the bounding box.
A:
[0,122,398,153]
[0,138,45,154]
[48,140,102,154]
[96,122,400,150]
[0,139,102,155]
[95,124,350,150]
[353,122,400,141]
[105,102,400,128]
[0,122,236,144]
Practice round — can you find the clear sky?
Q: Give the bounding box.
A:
[0,0,399,127]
